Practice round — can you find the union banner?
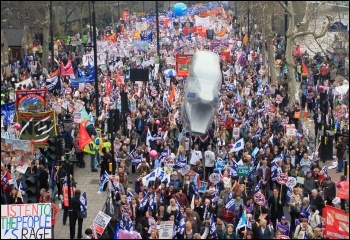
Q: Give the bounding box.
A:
[16,111,57,147]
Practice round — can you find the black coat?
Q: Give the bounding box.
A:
[38,170,49,190]
[71,196,81,219]
[268,194,285,217]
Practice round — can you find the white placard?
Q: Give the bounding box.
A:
[93,211,112,235]
[297,177,305,185]
[83,53,106,66]
[1,203,52,239]
[73,112,82,123]
[159,221,174,239]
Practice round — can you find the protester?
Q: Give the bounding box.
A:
[1,2,349,239]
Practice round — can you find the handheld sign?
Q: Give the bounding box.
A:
[215,158,226,171]
[276,173,289,185]
[178,165,190,176]
[237,165,250,176]
[120,205,132,218]
[254,192,266,206]
[209,173,221,185]
[164,156,174,166]
[198,181,208,193]
[286,177,297,188]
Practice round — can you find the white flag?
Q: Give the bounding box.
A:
[229,138,245,152]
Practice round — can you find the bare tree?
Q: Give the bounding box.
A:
[278,1,333,100]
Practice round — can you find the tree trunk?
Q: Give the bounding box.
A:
[54,6,60,35]
[265,5,277,84]
[261,24,267,68]
[42,6,50,71]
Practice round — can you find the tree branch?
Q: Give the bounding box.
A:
[292,15,333,40]
[277,1,293,16]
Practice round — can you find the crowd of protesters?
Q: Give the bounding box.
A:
[1,2,349,240]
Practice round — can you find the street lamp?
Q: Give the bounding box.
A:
[91,1,99,118]
[58,149,77,240]
[50,1,54,71]
[156,1,160,57]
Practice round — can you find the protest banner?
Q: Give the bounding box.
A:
[1,203,52,239]
[1,138,33,166]
[198,181,208,193]
[238,165,250,177]
[176,54,193,77]
[16,89,47,112]
[73,112,82,123]
[93,211,112,235]
[159,221,174,239]
[194,16,210,27]
[82,53,106,66]
[322,205,349,239]
[16,111,57,147]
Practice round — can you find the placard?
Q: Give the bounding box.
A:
[178,165,191,176]
[276,173,289,185]
[82,53,106,66]
[93,211,112,235]
[285,124,296,138]
[120,205,132,218]
[254,192,266,206]
[209,173,221,185]
[159,221,174,239]
[215,158,226,171]
[176,54,193,77]
[238,165,250,176]
[108,175,120,191]
[1,203,52,239]
[1,138,33,166]
[73,112,82,123]
[297,177,305,185]
[232,127,240,139]
[198,181,208,193]
[286,177,297,188]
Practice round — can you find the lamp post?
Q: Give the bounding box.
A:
[156,1,160,57]
[89,1,92,43]
[58,150,77,240]
[92,1,99,118]
[50,1,54,70]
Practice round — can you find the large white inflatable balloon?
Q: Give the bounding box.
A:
[182,51,221,136]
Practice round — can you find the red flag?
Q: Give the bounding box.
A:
[60,59,74,76]
[79,123,92,151]
[116,70,122,86]
[105,76,112,94]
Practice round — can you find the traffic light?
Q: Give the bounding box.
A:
[25,173,38,203]
[47,136,64,162]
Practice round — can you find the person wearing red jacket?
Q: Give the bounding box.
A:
[320,64,328,82]
[172,188,188,207]
[1,163,13,203]
[336,175,349,212]
[43,194,58,239]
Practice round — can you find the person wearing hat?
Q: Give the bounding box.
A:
[221,223,236,239]
[303,170,316,198]
[276,216,290,237]
[322,176,336,206]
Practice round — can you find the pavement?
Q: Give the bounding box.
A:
[54,154,110,239]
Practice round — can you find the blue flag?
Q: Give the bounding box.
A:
[19,181,26,196]
[148,192,156,212]
[322,166,328,177]
[192,182,200,198]
[139,191,149,210]
[113,223,120,239]
[46,74,61,92]
[177,212,186,235]
[80,191,88,211]
[173,155,187,169]
[209,214,218,238]
[230,159,238,177]
[236,211,247,234]
[225,192,235,211]
[127,191,134,204]
[254,179,262,194]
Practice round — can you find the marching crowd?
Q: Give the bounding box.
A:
[1,2,349,240]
